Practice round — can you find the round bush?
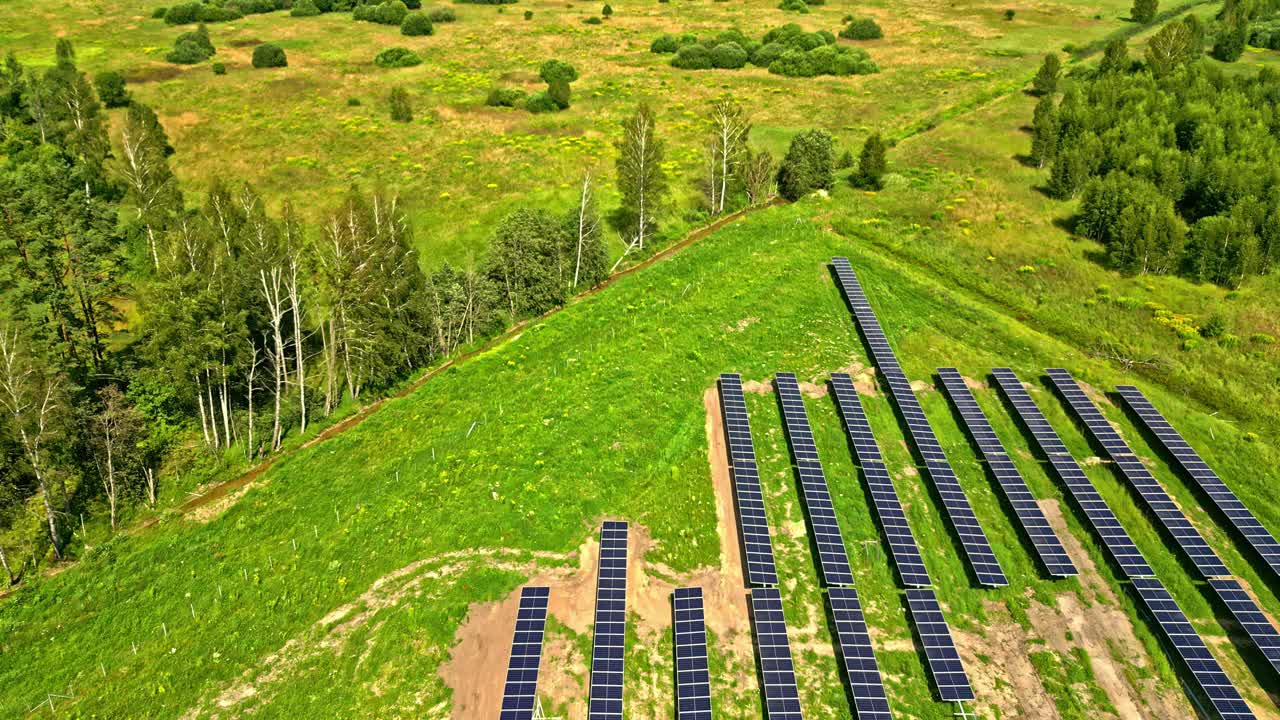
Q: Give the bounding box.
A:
[671,43,712,69]
[212,61,226,74]
[750,41,785,67]
[651,34,679,53]
[769,48,817,77]
[778,0,809,13]
[710,42,748,69]
[485,87,526,107]
[167,38,211,64]
[373,46,422,67]
[523,9,532,17]
[151,6,169,18]
[94,71,130,107]
[583,15,602,23]
[776,129,834,200]
[401,12,433,34]
[524,91,560,113]
[291,0,322,15]
[427,6,456,21]
[252,43,288,68]
[839,17,882,40]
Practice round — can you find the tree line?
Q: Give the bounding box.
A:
[0,40,840,583]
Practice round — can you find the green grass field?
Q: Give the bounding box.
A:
[3,0,1280,717]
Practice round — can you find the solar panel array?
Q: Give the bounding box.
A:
[500,587,550,720]
[831,257,1007,588]
[993,369,1257,719]
[751,588,805,719]
[828,588,894,720]
[719,373,780,587]
[1116,385,1280,581]
[936,368,1078,578]
[1046,369,1232,580]
[904,589,975,703]
[991,368,1156,580]
[1130,578,1257,720]
[830,373,931,588]
[673,587,713,720]
[774,372,856,588]
[1208,578,1280,671]
[589,521,629,720]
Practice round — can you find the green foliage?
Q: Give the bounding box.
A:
[455,0,516,4]
[602,3,612,15]
[373,46,422,68]
[483,209,569,317]
[1099,37,1129,73]
[426,6,456,21]
[291,0,322,15]
[710,42,748,69]
[836,149,854,170]
[583,15,602,24]
[166,35,214,64]
[1213,12,1249,61]
[389,86,413,122]
[151,6,168,18]
[485,86,526,107]
[524,91,559,113]
[1029,94,1057,168]
[1032,53,1060,94]
[852,131,888,190]
[671,44,713,69]
[1251,19,1280,49]
[538,59,577,109]
[1078,173,1186,275]
[212,61,226,74]
[354,0,409,24]
[94,70,129,107]
[252,42,288,68]
[840,16,883,40]
[1004,8,1015,20]
[1144,20,1194,76]
[1131,0,1157,23]
[776,128,834,200]
[165,1,243,24]
[750,41,786,66]
[401,12,434,34]
[769,45,877,77]
[650,33,685,53]
[523,9,532,18]
[777,0,810,13]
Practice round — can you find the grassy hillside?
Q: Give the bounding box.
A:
[3,192,1279,717]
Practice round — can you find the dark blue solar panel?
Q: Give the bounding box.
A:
[991,368,1156,580]
[1117,385,1280,582]
[1047,369,1232,580]
[832,257,1007,588]
[829,373,931,588]
[937,368,1078,578]
[774,372,856,588]
[1208,578,1280,675]
[719,373,780,587]
[750,588,805,719]
[1130,577,1256,720]
[827,588,893,720]
[499,586,550,720]
[589,521,629,720]
[904,588,975,703]
[673,587,713,720]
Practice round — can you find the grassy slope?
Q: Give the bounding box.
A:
[3,193,1280,717]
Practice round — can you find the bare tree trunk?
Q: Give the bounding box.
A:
[0,545,12,585]
[573,173,595,290]
[206,370,220,448]
[287,265,306,435]
[144,466,157,508]
[246,341,258,457]
[103,425,117,531]
[195,373,210,445]
[219,365,231,449]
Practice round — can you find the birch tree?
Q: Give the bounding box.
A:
[705,96,750,215]
[90,385,140,531]
[281,203,308,434]
[117,102,180,270]
[615,103,667,253]
[568,173,607,289]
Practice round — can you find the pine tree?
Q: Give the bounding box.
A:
[1030,95,1058,169]
[389,86,412,122]
[852,132,888,189]
[1032,53,1061,95]
[1099,37,1129,73]
[1131,0,1158,23]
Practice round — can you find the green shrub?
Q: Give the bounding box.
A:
[583,15,602,23]
[252,43,288,67]
[852,131,888,189]
[1250,332,1276,345]
[291,0,322,15]
[835,148,854,169]
[94,71,130,107]
[1131,0,1157,23]
[455,0,516,4]
[347,96,361,105]
[524,91,559,113]
[401,12,433,34]
[602,3,612,15]
[710,41,748,68]
[776,128,834,200]
[777,0,809,12]
[1004,8,1015,19]
[167,26,215,64]
[404,0,421,7]
[523,9,532,18]
[769,48,817,76]
[164,2,201,23]
[671,43,713,69]
[374,46,422,67]
[212,61,226,74]
[750,41,786,66]
[539,59,578,108]
[355,0,409,24]
[389,86,413,122]
[427,6,456,20]
[763,23,828,49]
[840,16,882,40]
[651,32,697,53]
[485,87,526,106]
[152,6,169,18]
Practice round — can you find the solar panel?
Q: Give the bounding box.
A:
[1116,385,1280,581]
[830,373,932,588]
[937,368,1078,578]
[831,258,1007,589]
[673,587,713,720]
[991,368,1156,580]
[774,372,856,588]
[1208,578,1280,675]
[750,588,805,719]
[719,373,780,587]
[1130,577,1257,720]
[499,586,550,720]
[589,521,629,720]
[827,588,893,720]
[904,588,975,703]
[1046,369,1232,581]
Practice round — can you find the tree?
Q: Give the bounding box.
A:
[614,103,667,252]
[90,386,142,530]
[776,129,834,200]
[1212,11,1248,62]
[852,132,888,189]
[1145,20,1193,76]
[1131,0,1158,23]
[738,147,776,205]
[1099,37,1129,73]
[401,12,433,35]
[602,3,613,16]
[1032,53,1061,95]
[484,208,568,320]
[118,102,182,270]
[389,86,413,122]
[94,71,129,107]
[252,43,288,68]
[539,59,578,109]
[705,96,750,214]
[1029,94,1058,168]
[568,173,607,289]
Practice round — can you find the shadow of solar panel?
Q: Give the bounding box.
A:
[937,368,1078,578]
[589,521,629,720]
[904,588,975,703]
[750,588,805,719]
[500,587,550,720]
[830,374,931,588]
[774,372,856,588]
[719,373,780,587]
[991,369,1157,581]
[828,588,893,719]
[1046,369,1232,580]
[673,587,713,720]
[831,258,1007,588]
[1116,385,1280,582]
